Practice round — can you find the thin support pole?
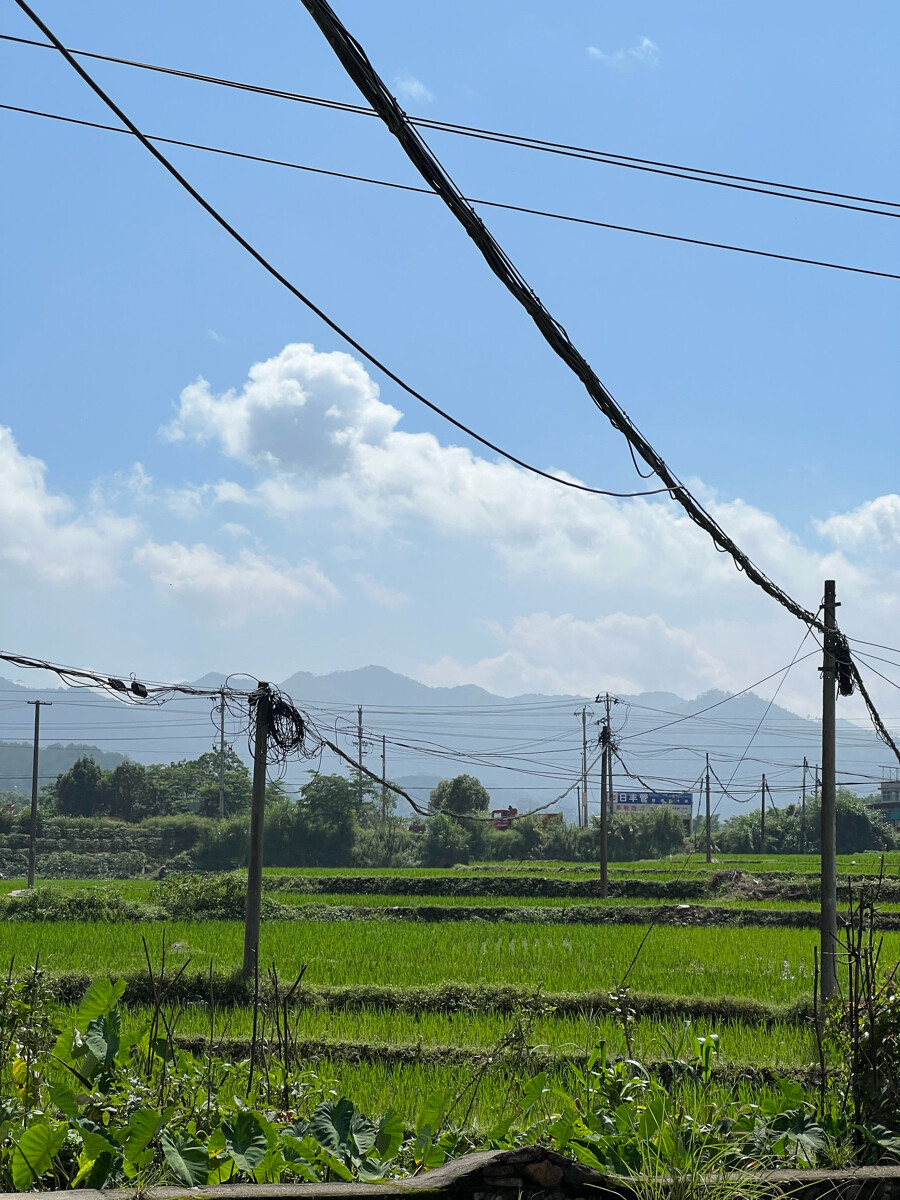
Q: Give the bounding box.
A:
[705,753,712,864]
[27,700,50,889]
[243,683,270,976]
[821,580,839,1004]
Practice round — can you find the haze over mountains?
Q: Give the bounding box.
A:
[0,666,888,820]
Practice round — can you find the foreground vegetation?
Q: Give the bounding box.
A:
[2,955,898,1192]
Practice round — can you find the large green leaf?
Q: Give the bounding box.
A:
[84,1012,121,1068]
[375,1109,403,1161]
[309,1099,356,1158]
[76,978,126,1025]
[11,1122,66,1192]
[416,1092,445,1136]
[349,1113,378,1158]
[48,1082,80,1118]
[161,1130,209,1186]
[222,1111,267,1173]
[124,1108,167,1163]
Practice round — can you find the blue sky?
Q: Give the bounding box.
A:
[1,0,898,721]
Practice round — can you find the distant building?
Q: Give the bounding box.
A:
[869,770,900,829]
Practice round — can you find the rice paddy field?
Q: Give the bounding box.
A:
[8,853,898,1126]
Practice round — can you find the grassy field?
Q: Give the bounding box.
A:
[3,918,848,1001]
[9,851,898,1133]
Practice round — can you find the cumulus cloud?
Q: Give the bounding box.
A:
[817,496,900,553]
[588,36,659,68]
[161,343,401,477]
[159,344,855,610]
[134,541,338,624]
[158,342,900,714]
[0,427,137,587]
[420,611,729,697]
[393,72,434,104]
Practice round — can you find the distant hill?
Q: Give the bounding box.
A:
[0,741,125,797]
[0,667,886,821]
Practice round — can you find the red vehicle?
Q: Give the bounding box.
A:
[491,806,518,831]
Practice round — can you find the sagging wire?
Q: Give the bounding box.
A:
[0,648,238,705]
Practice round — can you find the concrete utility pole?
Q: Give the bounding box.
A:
[357,705,364,810]
[574,707,590,828]
[760,773,767,854]
[218,688,226,819]
[801,756,808,855]
[599,719,609,898]
[820,580,839,1004]
[243,683,270,976]
[26,700,51,889]
[381,734,388,823]
[705,752,712,864]
[609,700,619,820]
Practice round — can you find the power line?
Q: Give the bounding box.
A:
[298,0,900,774]
[5,102,899,283]
[4,32,899,220]
[12,1,900,770]
[297,0,837,638]
[1,46,665,500]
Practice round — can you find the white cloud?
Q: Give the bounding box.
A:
[588,36,660,68]
[134,541,338,624]
[420,611,729,697]
[158,345,854,610]
[393,72,434,104]
[162,342,400,477]
[157,343,900,715]
[817,496,900,554]
[354,572,411,610]
[0,427,137,587]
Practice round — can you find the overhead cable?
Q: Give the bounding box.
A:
[3,15,664,502]
[5,103,898,282]
[4,32,899,220]
[297,0,835,637]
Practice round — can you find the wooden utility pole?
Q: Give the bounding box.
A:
[218,688,226,819]
[820,580,839,1004]
[705,752,712,864]
[26,699,50,889]
[243,683,270,976]
[801,756,808,855]
[760,773,767,854]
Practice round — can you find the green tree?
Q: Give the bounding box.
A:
[422,811,472,866]
[149,749,252,817]
[104,761,168,822]
[51,757,105,817]
[429,774,492,857]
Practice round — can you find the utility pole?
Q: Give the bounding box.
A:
[574,707,590,828]
[599,719,609,898]
[357,705,364,810]
[820,579,839,1004]
[381,734,388,823]
[760,773,766,854]
[26,700,51,889]
[218,688,226,819]
[243,683,270,976]
[705,752,712,864]
[801,756,808,855]
[605,693,614,820]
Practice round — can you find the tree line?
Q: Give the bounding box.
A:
[4,752,892,872]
